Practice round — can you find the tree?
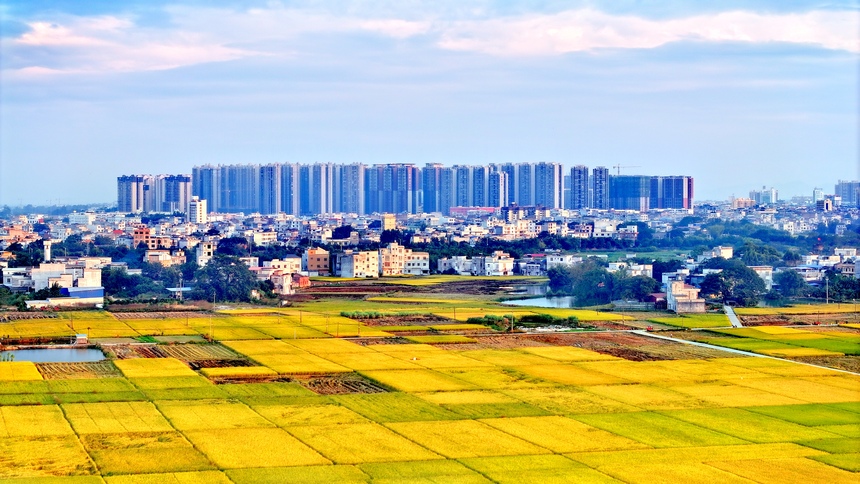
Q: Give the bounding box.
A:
[782,251,802,267]
[614,275,661,301]
[331,225,353,239]
[699,262,766,307]
[774,270,807,298]
[191,255,257,302]
[736,242,781,266]
[33,283,63,300]
[216,237,250,256]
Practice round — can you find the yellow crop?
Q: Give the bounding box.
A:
[114,358,197,378]
[479,416,647,453]
[289,423,442,464]
[385,420,550,458]
[63,401,174,434]
[0,361,43,381]
[184,428,330,469]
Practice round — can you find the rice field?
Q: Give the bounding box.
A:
[0,301,858,482]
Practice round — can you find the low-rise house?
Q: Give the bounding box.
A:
[666,280,706,313]
[338,250,379,278]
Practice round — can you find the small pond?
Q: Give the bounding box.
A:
[0,348,106,363]
[501,296,577,308]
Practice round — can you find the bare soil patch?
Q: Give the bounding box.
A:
[350,337,412,346]
[296,373,389,395]
[38,361,121,379]
[112,312,210,320]
[0,312,58,322]
[187,359,254,370]
[357,313,457,327]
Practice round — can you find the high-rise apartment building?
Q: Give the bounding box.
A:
[472,165,490,207]
[610,175,650,211]
[500,163,518,205]
[340,163,365,214]
[421,163,444,214]
[488,169,508,207]
[188,196,208,224]
[592,167,609,209]
[750,186,778,205]
[259,164,281,214]
[117,175,147,213]
[517,163,534,206]
[158,175,192,213]
[454,165,472,207]
[650,176,694,209]
[835,180,860,208]
[118,174,191,213]
[280,163,300,216]
[570,165,589,210]
[533,162,563,208]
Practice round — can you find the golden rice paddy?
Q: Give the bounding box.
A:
[0,302,857,482]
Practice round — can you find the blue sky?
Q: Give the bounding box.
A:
[1,0,857,205]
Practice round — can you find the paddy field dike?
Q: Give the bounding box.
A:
[0,284,858,483]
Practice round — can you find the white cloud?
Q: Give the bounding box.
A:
[436,9,860,55]
[4,6,857,77]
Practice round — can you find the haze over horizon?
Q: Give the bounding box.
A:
[1,1,858,206]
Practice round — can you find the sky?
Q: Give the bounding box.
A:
[1,0,858,205]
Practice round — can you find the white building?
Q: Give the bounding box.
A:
[438,256,473,275]
[666,280,706,313]
[546,254,582,270]
[471,251,515,276]
[188,197,208,224]
[338,250,379,278]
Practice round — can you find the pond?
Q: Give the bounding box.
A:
[0,348,106,363]
[501,296,577,308]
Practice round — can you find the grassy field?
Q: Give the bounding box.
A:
[0,300,858,482]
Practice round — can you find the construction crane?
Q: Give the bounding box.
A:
[613,164,640,175]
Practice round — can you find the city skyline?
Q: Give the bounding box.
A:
[1,1,858,205]
[118,161,696,216]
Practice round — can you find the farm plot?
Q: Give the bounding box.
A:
[516,364,630,386]
[572,412,747,447]
[747,403,860,426]
[114,358,197,379]
[359,460,488,483]
[459,454,616,484]
[63,401,174,434]
[582,384,714,411]
[288,423,443,464]
[156,400,275,430]
[227,465,369,484]
[360,369,475,392]
[183,428,331,469]
[252,403,369,427]
[132,376,228,401]
[385,420,551,458]
[665,408,841,443]
[296,373,389,395]
[315,351,422,371]
[0,405,74,437]
[503,387,640,415]
[38,361,122,379]
[0,435,95,479]
[333,392,460,422]
[649,313,731,329]
[105,470,233,484]
[437,367,554,391]
[706,457,858,484]
[479,416,647,453]
[0,361,44,381]
[81,431,215,475]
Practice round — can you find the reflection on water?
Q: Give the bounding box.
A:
[0,348,105,363]
[501,296,576,308]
